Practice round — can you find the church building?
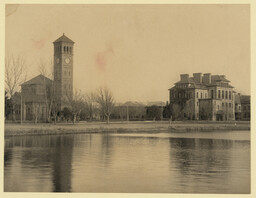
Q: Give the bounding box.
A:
[14,34,75,122]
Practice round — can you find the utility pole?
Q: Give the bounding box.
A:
[20,92,22,124]
[126,105,129,122]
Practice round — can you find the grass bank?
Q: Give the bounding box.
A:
[4,121,250,137]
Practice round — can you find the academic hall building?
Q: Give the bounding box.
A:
[169,73,235,121]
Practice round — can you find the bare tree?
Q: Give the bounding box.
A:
[38,58,55,123]
[5,54,27,121]
[65,89,85,124]
[95,87,115,124]
[84,91,97,121]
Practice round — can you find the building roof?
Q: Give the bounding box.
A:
[175,77,195,84]
[21,74,52,86]
[211,75,230,83]
[172,73,233,90]
[53,33,74,43]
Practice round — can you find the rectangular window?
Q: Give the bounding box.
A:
[222,91,224,99]
[218,90,221,98]
[196,92,198,98]
[201,93,203,98]
[229,91,231,99]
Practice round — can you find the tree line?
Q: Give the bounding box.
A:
[5,54,174,124]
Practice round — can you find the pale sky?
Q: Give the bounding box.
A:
[5,4,250,102]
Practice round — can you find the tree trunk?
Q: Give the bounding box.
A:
[73,114,76,125]
[12,104,16,121]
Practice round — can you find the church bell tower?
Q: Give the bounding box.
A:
[53,33,74,110]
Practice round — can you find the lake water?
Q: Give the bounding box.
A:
[4,131,250,193]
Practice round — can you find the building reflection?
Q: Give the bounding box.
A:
[4,135,74,192]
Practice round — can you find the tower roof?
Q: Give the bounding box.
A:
[53,33,74,43]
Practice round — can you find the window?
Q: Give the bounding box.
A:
[229,91,231,99]
[222,103,224,107]
[196,92,198,98]
[225,91,228,99]
[218,105,219,110]
[222,90,224,99]
[218,90,221,98]
[201,93,203,98]
[205,93,207,98]
[229,103,231,108]
[211,90,214,99]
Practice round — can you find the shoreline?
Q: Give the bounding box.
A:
[4,121,250,137]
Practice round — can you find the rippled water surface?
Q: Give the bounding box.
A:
[4,131,250,193]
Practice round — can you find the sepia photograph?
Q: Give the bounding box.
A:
[1,2,255,197]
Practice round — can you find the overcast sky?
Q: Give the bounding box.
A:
[5,4,250,102]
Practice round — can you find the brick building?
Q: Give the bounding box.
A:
[13,34,74,122]
[169,73,235,121]
[13,75,52,122]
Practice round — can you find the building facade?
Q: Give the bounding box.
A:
[169,73,235,121]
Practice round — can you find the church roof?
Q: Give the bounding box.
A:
[21,74,52,86]
[53,34,74,43]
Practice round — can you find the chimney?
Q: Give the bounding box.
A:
[180,74,189,81]
[202,73,211,85]
[193,73,202,84]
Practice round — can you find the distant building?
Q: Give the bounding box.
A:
[234,94,250,121]
[240,95,250,121]
[169,73,235,121]
[235,93,242,120]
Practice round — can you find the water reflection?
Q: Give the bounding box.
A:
[5,135,74,192]
[4,132,250,193]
